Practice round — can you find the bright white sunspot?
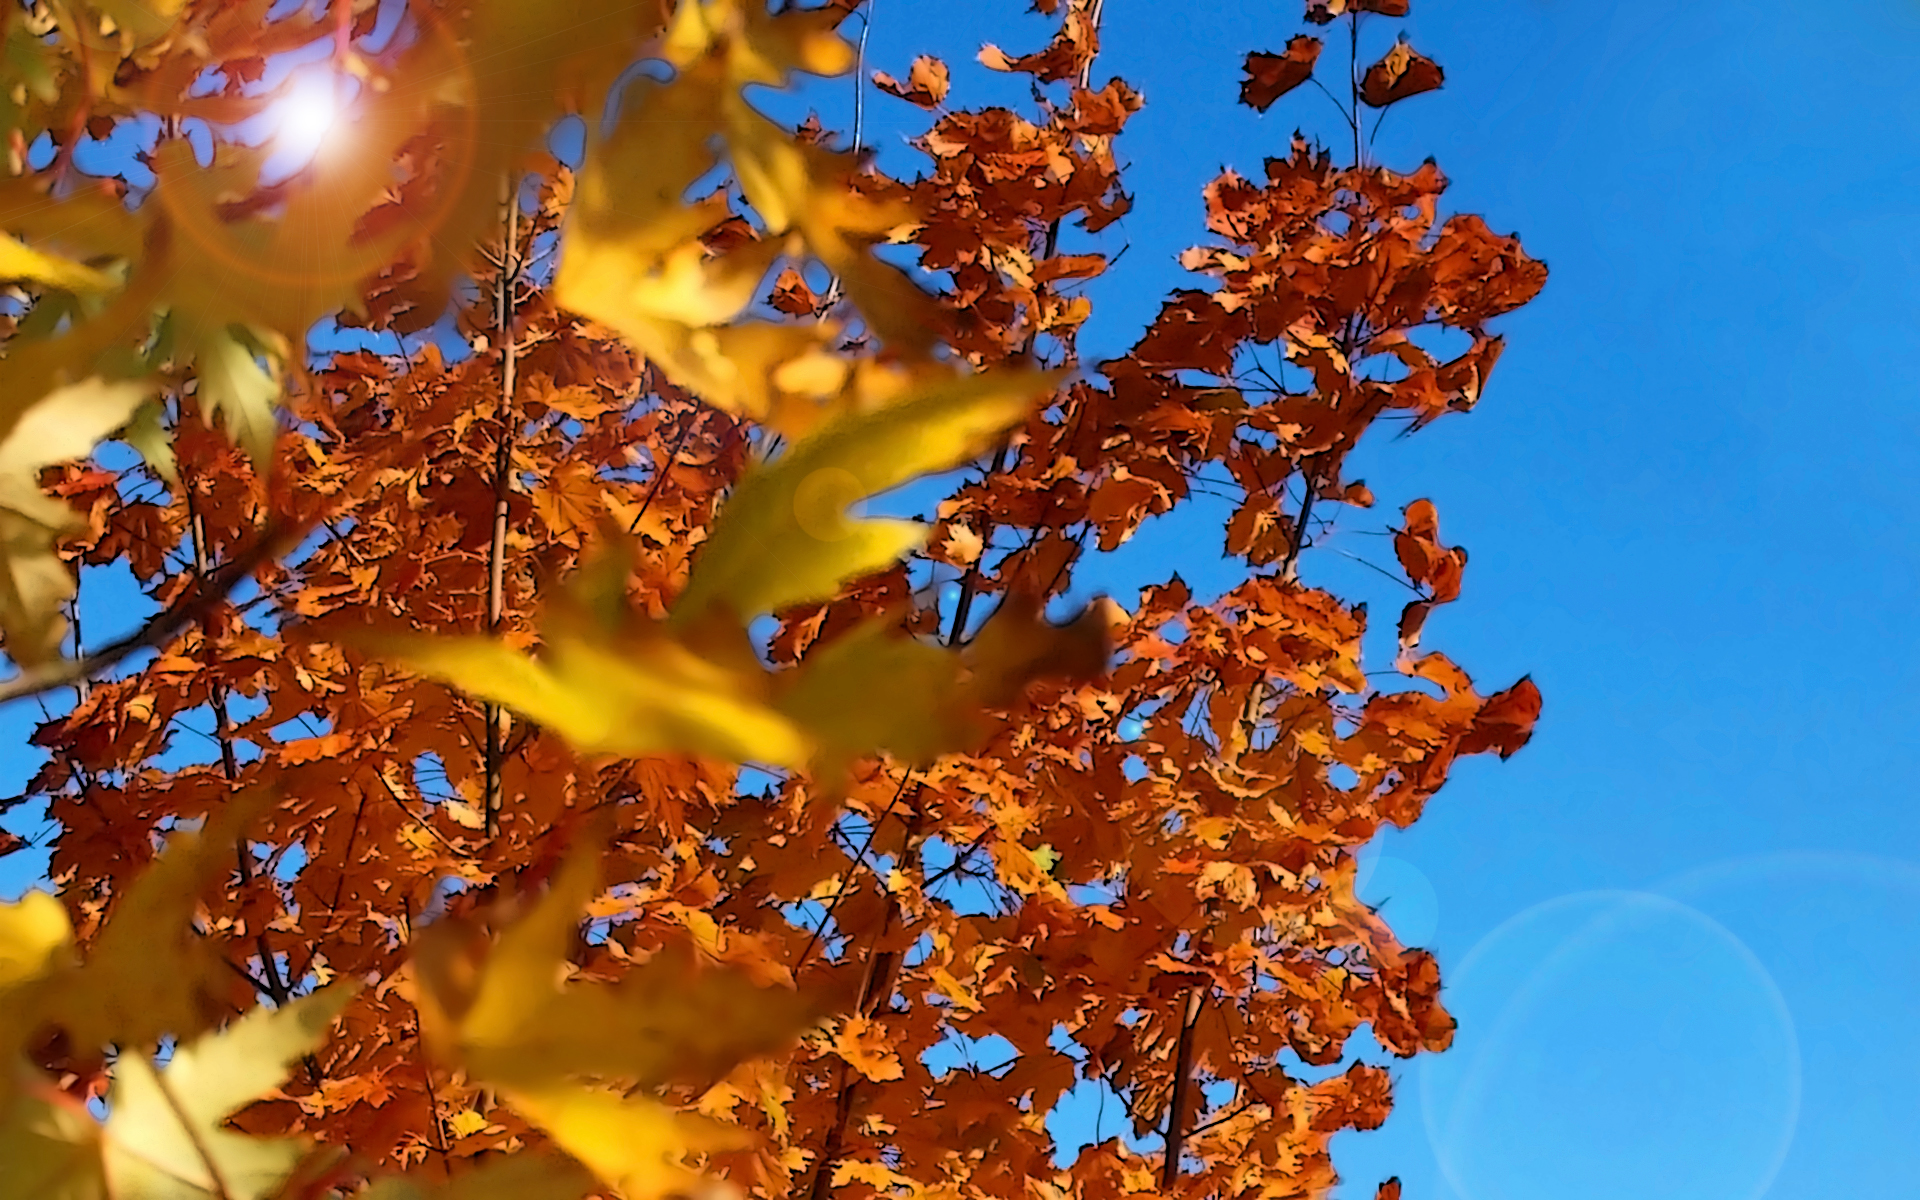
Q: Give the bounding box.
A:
[262,70,343,172]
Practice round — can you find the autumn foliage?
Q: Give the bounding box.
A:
[0,1,1543,1199]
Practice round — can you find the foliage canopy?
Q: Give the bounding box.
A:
[0,1,1544,1199]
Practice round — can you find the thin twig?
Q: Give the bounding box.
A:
[1183,1098,1257,1140]
[795,770,914,970]
[483,177,522,839]
[0,520,296,707]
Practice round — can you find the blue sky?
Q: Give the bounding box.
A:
[6,2,1920,1198]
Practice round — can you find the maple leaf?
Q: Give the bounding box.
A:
[24,790,276,1058]
[1360,40,1445,108]
[873,56,951,108]
[0,376,153,665]
[0,235,115,293]
[506,1087,745,1200]
[1240,39,1323,112]
[97,988,353,1200]
[671,368,1061,624]
[411,840,829,1092]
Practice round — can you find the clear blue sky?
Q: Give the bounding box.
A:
[6,2,1920,1198]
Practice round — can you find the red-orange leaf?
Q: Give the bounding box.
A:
[1462,676,1544,758]
[1361,40,1445,108]
[1239,38,1322,112]
[1306,0,1410,24]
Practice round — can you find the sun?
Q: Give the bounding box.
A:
[266,70,342,165]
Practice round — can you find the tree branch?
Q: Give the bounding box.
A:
[1161,984,1207,1189]
[483,176,523,839]
[0,518,296,708]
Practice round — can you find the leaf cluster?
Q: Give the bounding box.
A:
[1,2,1544,1200]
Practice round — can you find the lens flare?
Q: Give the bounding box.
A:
[269,71,340,165]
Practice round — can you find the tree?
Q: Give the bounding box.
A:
[0,1,1544,1198]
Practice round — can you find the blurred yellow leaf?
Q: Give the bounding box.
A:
[505,1086,744,1200]
[0,374,153,666]
[47,789,274,1052]
[673,368,1059,624]
[0,236,114,293]
[368,625,808,767]
[413,843,826,1092]
[102,987,352,1200]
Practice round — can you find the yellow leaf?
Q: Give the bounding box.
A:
[447,1109,490,1139]
[832,1015,905,1082]
[0,1085,104,1200]
[0,236,114,293]
[0,891,70,997]
[0,374,154,665]
[412,842,827,1093]
[368,626,808,767]
[673,368,1059,624]
[185,325,281,471]
[102,987,353,1200]
[0,892,74,1084]
[662,0,857,88]
[774,618,968,769]
[506,1087,743,1200]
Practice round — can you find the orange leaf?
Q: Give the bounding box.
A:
[833,1015,905,1082]
[767,266,821,317]
[872,55,950,108]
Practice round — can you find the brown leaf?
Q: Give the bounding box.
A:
[872,55,950,108]
[1397,599,1433,651]
[1239,38,1322,112]
[768,266,821,316]
[1462,676,1543,759]
[1306,0,1410,23]
[977,5,1098,83]
[1393,498,1467,603]
[1360,40,1444,108]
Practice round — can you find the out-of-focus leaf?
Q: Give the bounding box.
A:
[367,627,809,767]
[0,237,114,293]
[673,368,1060,624]
[186,326,280,471]
[48,789,274,1052]
[0,375,153,665]
[505,1087,744,1200]
[413,844,826,1091]
[101,987,352,1200]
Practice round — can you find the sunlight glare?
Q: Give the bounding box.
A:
[269,71,340,165]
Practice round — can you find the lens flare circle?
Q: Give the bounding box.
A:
[1421,889,1800,1200]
